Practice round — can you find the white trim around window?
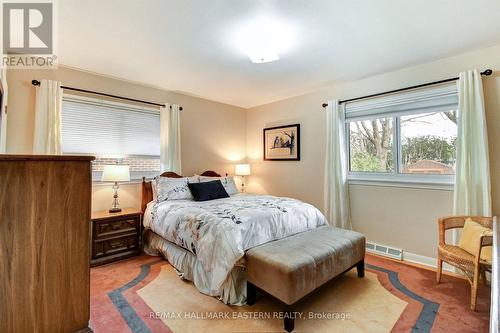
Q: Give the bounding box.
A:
[347,173,454,190]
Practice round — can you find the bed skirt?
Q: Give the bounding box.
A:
[143,229,247,305]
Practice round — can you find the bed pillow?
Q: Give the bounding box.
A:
[155,176,199,202]
[198,175,239,195]
[151,179,158,201]
[188,180,230,201]
[458,218,493,263]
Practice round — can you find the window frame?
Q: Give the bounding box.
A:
[345,110,456,190]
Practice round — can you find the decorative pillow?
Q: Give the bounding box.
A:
[155,176,199,202]
[458,218,493,263]
[198,175,239,195]
[188,180,230,201]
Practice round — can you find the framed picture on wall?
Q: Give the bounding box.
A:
[263,124,300,161]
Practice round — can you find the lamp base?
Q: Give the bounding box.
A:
[109,182,122,213]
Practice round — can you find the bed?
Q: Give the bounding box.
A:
[141,171,327,305]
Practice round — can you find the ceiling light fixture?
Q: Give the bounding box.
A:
[231,15,295,64]
[247,50,280,64]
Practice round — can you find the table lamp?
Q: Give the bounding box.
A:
[235,164,251,192]
[102,164,130,213]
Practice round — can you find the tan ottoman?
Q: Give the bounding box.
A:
[246,226,366,332]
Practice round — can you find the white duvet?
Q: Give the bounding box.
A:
[147,193,327,298]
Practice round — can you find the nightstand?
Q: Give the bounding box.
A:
[90,208,142,267]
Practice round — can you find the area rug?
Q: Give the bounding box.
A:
[90,254,490,333]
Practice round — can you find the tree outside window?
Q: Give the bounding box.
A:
[348,111,457,175]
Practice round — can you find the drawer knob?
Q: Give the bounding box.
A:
[109,240,125,248]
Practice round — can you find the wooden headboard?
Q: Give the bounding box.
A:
[141,170,224,213]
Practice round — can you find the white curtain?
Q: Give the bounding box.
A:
[160,103,182,174]
[33,79,63,154]
[0,67,8,153]
[324,100,352,229]
[454,69,491,216]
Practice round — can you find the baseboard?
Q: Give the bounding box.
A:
[402,251,456,273]
[369,246,496,283]
[366,240,458,274]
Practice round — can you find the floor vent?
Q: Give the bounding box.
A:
[366,242,403,260]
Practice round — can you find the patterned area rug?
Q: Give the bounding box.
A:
[90,254,490,333]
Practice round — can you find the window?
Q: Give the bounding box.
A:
[61,96,160,180]
[346,84,458,185]
[400,112,457,175]
[349,118,394,173]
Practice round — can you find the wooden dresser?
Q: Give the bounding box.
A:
[0,155,94,333]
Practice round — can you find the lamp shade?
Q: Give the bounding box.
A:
[235,164,251,176]
[102,165,130,182]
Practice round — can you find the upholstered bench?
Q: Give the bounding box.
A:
[245,226,366,332]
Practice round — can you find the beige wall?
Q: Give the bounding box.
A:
[246,44,500,258]
[6,66,246,212]
[5,44,500,259]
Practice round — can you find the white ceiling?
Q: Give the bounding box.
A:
[59,0,500,108]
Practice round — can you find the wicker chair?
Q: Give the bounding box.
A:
[437,216,493,311]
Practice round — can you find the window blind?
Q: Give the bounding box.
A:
[61,96,160,156]
[344,83,458,120]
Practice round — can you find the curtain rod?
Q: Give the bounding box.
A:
[321,69,493,108]
[31,79,183,111]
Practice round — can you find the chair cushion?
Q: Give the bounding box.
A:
[458,218,493,263]
[246,226,365,305]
